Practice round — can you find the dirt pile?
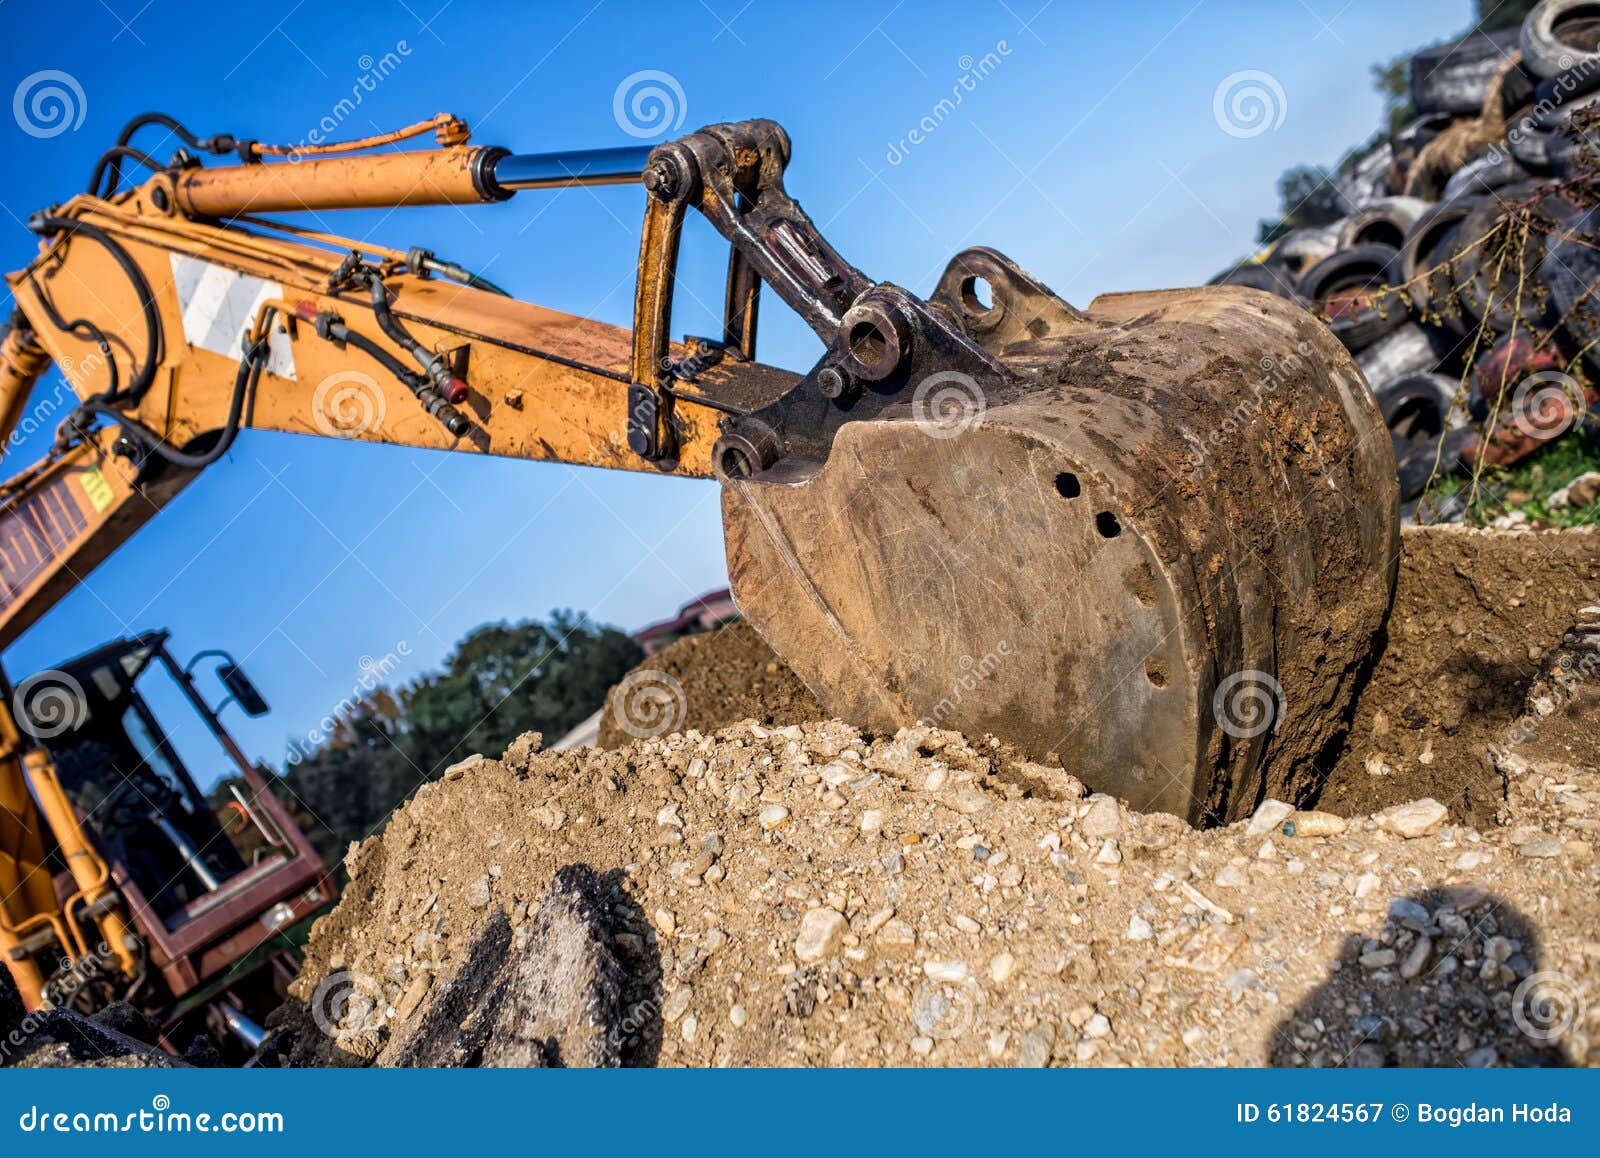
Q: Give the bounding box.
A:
[277,670,1599,1066]
[1318,525,1600,824]
[267,525,1600,1068]
[597,620,819,749]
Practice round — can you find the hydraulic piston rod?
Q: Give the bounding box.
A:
[171,144,652,216]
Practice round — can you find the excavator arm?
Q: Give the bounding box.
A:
[0,108,1401,1017]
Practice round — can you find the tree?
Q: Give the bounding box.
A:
[1257,164,1345,243]
[274,611,642,856]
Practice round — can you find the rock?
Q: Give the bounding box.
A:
[990,952,1016,983]
[466,876,493,909]
[1079,795,1123,839]
[860,809,885,834]
[923,959,969,984]
[1094,838,1122,865]
[1359,948,1397,969]
[656,803,683,828]
[1127,914,1154,941]
[875,920,917,957]
[1283,810,1347,838]
[758,805,790,831]
[729,1004,747,1028]
[1374,798,1447,839]
[443,753,485,781]
[794,908,848,963]
[910,1035,934,1057]
[1518,838,1564,858]
[661,987,692,1023]
[1214,864,1248,888]
[1353,872,1381,899]
[1017,1025,1054,1067]
[1084,1013,1111,1039]
[1245,798,1294,837]
[1549,470,1600,510]
[1400,936,1432,979]
[1464,1046,1498,1068]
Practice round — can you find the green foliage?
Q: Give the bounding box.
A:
[1475,0,1537,33]
[1256,163,1345,244]
[276,612,641,859]
[1372,53,1417,138]
[1428,433,1600,528]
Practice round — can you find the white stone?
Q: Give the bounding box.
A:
[1374,798,1447,839]
[923,959,969,984]
[794,907,848,963]
[759,804,790,830]
[1245,799,1294,837]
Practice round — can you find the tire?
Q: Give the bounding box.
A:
[1521,0,1600,79]
[1411,27,1523,112]
[1334,142,1395,211]
[1210,260,1301,301]
[1530,82,1600,129]
[1337,196,1431,251]
[1400,199,1484,320]
[1450,199,1560,333]
[1298,243,1407,351]
[1541,205,1600,368]
[1377,371,1469,438]
[1531,60,1600,122]
[1507,109,1561,171]
[1356,323,1458,394]
[1443,152,1530,201]
[1270,223,1343,278]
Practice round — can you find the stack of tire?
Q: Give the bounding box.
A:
[1212,0,1600,516]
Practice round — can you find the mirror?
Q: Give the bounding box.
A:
[218,662,269,717]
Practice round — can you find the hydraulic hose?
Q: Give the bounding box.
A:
[28,215,161,403]
[76,340,258,469]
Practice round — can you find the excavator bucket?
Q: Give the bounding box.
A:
[720,258,1398,826]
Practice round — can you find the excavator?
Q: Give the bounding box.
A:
[0,110,1400,1043]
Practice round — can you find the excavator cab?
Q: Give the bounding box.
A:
[2,632,333,1051]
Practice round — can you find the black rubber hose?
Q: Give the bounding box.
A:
[31,215,161,402]
[87,145,166,197]
[332,323,424,389]
[78,344,258,469]
[368,278,434,368]
[104,113,235,192]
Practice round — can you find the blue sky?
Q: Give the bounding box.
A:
[0,0,1470,778]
